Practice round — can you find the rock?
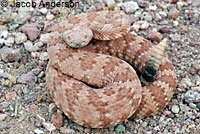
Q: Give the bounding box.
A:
[189,103,197,109]
[0,114,7,121]
[163,111,172,116]
[34,41,43,47]
[0,121,9,130]
[144,15,153,21]
[43,122,56,132]
[0,30,8,38]
[24,93,38,102]
[180,103,190,112]
[159,26,170,33]
[5,91,17,100]
[19,24,40,41]
[0,69,8,78]
[159,11,167,18]
[184,90,200,103]
[168,8,180,19]
[35,115,45,127]
[40,33,50,44]
[32,68,42,75]
[17,72,36,84]
[171,105,180,114]
[115,124,125,133]
[0,38,4,47]
[31,52,40,59]
[106,0,116,7]
[15,32,27,44]
[34,128,44,134]
[132,21,149,31]
[171,0,179,4]
[123,1,139,13]
[38,71,44,78]
[0,25,8,32]
[48,103,57,115]
[39,52,48,61]
[160,20,168,25]
[173,21,179,27]
[177,2,184,9]
[51,113,64,128]
[192,0,200,7]
[24,41,39,52]
[46,13,55,21]
[9,24,20,31]
[14,12,31,24]
[148,32,163,42]
[169,33,180,42]
[149,5,157,11]
[30,104,39,110]
[138,0,149,8]
[39,8,48,15]
[134,11,142,18]
[4,37,14,46]
[60,127,75,134]
[155,13,162,21]
[0,46,21,62]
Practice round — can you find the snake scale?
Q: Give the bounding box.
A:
[46,11,176,128]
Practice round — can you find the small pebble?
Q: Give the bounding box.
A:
[148,32,163,42]
[34,128,44,134]
[169,33,181,42]
[138,0,149,7]
[0,114,7,121]
[173,21,179,27]
[40,33,50,44]
[171,105,180,114]
[39,52,48,61]
[15,32,27,44]
[5,91,17,100]
[17,72,36,84]
[149,5,157,11]
[0,25,8,32]
[43,122,56,132]
[4,37,14,46]
[51,113,64,128]
[60,127,75,134]
[30,104,39,110]
[14,12,31,24]
[168,8,180,19]
[184,90,200,103]
[123,1,139,13]
[35,115,45,127]
[144,15,153,22]
[159,11,167,18]
[115,124,125,133]
[46,13,55,21]
[0,121,9,130]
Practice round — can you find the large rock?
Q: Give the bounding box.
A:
[19,24,40,41]
[0,46,21,62]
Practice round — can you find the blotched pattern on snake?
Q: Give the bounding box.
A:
[46,11,176,128]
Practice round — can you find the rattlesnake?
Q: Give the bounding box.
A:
[46,11,176,128]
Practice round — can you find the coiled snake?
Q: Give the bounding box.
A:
[46,11,176,128]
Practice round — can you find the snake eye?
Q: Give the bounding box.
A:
[84,35,87,39]
[68,36,71,40]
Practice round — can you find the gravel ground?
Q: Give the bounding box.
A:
[0,0,199,134]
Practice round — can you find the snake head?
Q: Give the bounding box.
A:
[62,26,93,48]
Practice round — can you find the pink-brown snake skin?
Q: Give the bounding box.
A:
[46,11,176,128]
